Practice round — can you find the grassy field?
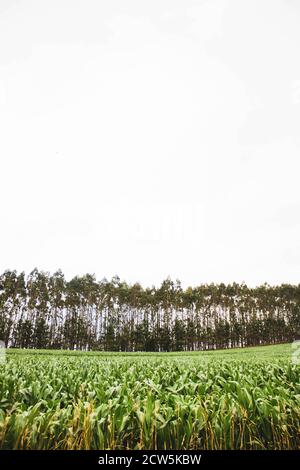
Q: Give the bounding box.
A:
[5,342,291,359]
[0,343,299,450]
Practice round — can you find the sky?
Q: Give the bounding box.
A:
[0,0,299,287]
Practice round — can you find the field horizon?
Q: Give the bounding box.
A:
[5,341,293,359]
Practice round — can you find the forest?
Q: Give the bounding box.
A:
[0,269,299,351]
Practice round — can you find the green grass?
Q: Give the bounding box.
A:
[0,343,299,450]
[6,342,291,359]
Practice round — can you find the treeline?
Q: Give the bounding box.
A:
[0,269,299,351]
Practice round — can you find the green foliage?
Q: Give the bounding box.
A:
[0,269,299,352]
[0,344,299,450]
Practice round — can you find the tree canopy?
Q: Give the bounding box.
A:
[0,269,299,351]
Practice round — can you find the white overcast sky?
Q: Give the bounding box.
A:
[0,0,299,287]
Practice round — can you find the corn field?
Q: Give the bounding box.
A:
[0,345,299,450]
